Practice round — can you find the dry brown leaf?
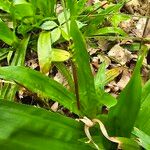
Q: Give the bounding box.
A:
[108,44,132,65]
[117,69,131,90]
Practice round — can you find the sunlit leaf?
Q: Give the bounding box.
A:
[58,11,70,25]
[105,67,122,85]
[40,21,58,30]
[38,31,52,74]
[51,28,61,43]
[51,49,71,62]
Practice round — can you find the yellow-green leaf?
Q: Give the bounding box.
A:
[38,31,52,74]
[51,49,71,62]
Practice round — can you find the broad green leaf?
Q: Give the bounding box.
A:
[132,127,150,150]
[38,31,52,74]
[51,28,61,43]
[70,20,98,117]
[40,21,58,30]
[92,27,127,36]
[107,54,144,138]
[0,0,11,12]
[0,66,78,114]
[0,100,92,150]
[0,19,17,45]
[51,49,71,62]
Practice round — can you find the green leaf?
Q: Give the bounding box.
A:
[11,35,30,66]
[58,11,70,25]
[141,79,150,103]
[65,0,77,17]
[51,49,71,62]
[76,0,87,15]
[0,19,17,45]
[95,64,121,90]
[115,137,140,150]
[107,54,144,137]
[94,63,118,108]
[0,100,92,150]
[111,14,130,27]
[51,28,61,43]
[105,67,122,85]
[97,90,117,109]
[0,66,78,114]
[11,2,34,23]
[0,0,11,12]
[132,127,150,150]
[30,0,56,17]
[85,2,124,36]
[135,80,150,136]
[92,27,127,36]
[94,63,106,90]
[0,36,30,101]
[38,31,52,74]
[0,48,11,61]
[70,20,98,117]
[40,21,58,30]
